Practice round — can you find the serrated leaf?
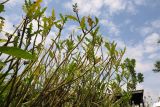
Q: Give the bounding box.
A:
[0,46,36,60]
[66,15,78,21]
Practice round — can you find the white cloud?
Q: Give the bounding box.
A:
[100,19,120,36]
[125,44,144,61]
[151,20,160,29]
[145,45,158,54]
[140,27,153,36]
[136,61,153,73]
[6,0,24,7]
[123,32,160,73]
[64,0,103,16]
[124,44,153,73]
[66,24,78,33]
[148,53,159,59]
[104,0,126,14]
[124,19,131,25]
[144,33,160,53]
[3,18,14,34]
[43,0,52,7]
[64,0,145,16]
[114,39,126,49]
[104,0,145,15]
[134,0,146,5]
[139,19,160,36]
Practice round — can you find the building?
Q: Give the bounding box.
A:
[130,90,144,107]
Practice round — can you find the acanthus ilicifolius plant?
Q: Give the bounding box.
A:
[0,0,143,107]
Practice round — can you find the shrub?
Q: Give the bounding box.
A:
[0,1,143,106]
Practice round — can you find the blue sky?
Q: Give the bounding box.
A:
[1,0,160,102]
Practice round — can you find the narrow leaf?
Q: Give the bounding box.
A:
[0,4,4,13]
[0,46,36,60]
[52,8,56,20]
[49,50,54,58]
[95,17,99,25]
[80,17,85,29]
[87,17,93,27]
[66,15,78,21]
[0,39,7,43]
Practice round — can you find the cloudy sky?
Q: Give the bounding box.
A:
[1,0,160,102]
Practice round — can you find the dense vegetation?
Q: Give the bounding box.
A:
[0,0,143,106]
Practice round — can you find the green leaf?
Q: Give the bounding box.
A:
[60,13,64,21]
[95,17,99,25]
[93,27,99,36]
[105,42,110,51]
[49,50,54,58]
[80,17,85,29]
[66,39,74,51]
[66,15,78,21]
[13,36,19,47]
[51,8,55,20]
[77,35,82,42]
[110,42,117,55]
[0,46,36,60]
[87,17,93,27]
[41,7,47,15]
[0,61,5,67]
[0,4,4,13]
[116,74,121,83]
[0,39,7,43]
[85,37,91,43]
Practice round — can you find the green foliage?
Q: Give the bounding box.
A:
[0,1,143,107]
[123,58,143,90]
[153,61,160,72]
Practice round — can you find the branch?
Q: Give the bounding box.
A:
[0,0,9,5]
